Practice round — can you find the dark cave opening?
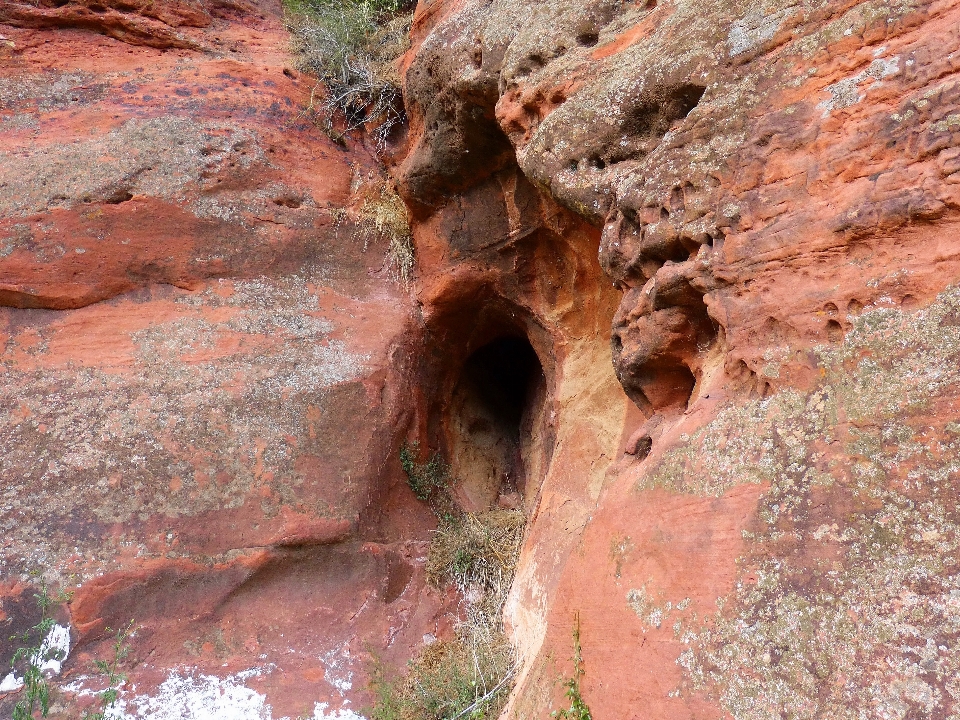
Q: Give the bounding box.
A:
[449,335,546,511]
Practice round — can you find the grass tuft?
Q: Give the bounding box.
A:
[426,511,526,598]
[356,183,415,285]
[400,442,450,502]
[284,0,414,149]
[371,510,526,719]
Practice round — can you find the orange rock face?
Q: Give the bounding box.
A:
[4,0,960,718]
[394,0,960,719]
[0,3,447,717]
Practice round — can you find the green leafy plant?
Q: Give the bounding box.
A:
[9,582,72,720]
[367,656,402,720]
[552,614,592,720]
[399,443,450,502]
[284,0,414,148]
[395,638,514,720]
[83,621,134,720]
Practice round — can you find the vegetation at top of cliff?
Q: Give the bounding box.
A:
[370,510,525,720]
[284,0,414,149]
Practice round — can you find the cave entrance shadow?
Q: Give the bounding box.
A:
[448,335,546,512]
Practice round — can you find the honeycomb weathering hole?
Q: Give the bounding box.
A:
[448,335,546,512]
[612,287,718,413]
[623,83,706,139]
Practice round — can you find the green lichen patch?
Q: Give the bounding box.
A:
[643,287,960,498]
[0,277,374,582]
[820,289,960,422]
[678,436,960,719]
[627,584,692,632]
[642,287,960,718]
[0,117,269,218]
[640,385,836,497]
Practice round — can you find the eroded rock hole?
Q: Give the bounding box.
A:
[105,189,134,204]
[622,83,706,139]
[273,195,302,208]
[612,287,717,412]
[576,31,600,47]
[449,336,545,512]
[826,319,843,342]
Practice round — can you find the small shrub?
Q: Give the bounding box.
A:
[397,635,514,720]
[368,658,402,720]
[552,614,592,720]
[284,0,414,149]
[400,443,450,502]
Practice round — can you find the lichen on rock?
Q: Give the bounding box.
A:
[650,287,960,718]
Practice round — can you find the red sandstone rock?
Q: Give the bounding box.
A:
[392,1,960,718]
[5,0,960,718]
[0,3,446,717]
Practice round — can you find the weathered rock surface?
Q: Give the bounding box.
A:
[0,4,446,718]
[394,0,960,718]
[4,0,960,718]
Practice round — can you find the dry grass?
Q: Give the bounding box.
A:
[394,635,514,720]
[427,511,526,597]
[356,186,414,285]
[334,173,414,285]
[372,511,526,720]
[284,0,413,150]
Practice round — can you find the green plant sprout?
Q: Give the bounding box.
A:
[83,621,135,720]
[552,613,592,720]
[399,442,451,501]
[9,582,72,720]
[366,655,401,720]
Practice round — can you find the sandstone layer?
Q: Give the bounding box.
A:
[0,3,443,718]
